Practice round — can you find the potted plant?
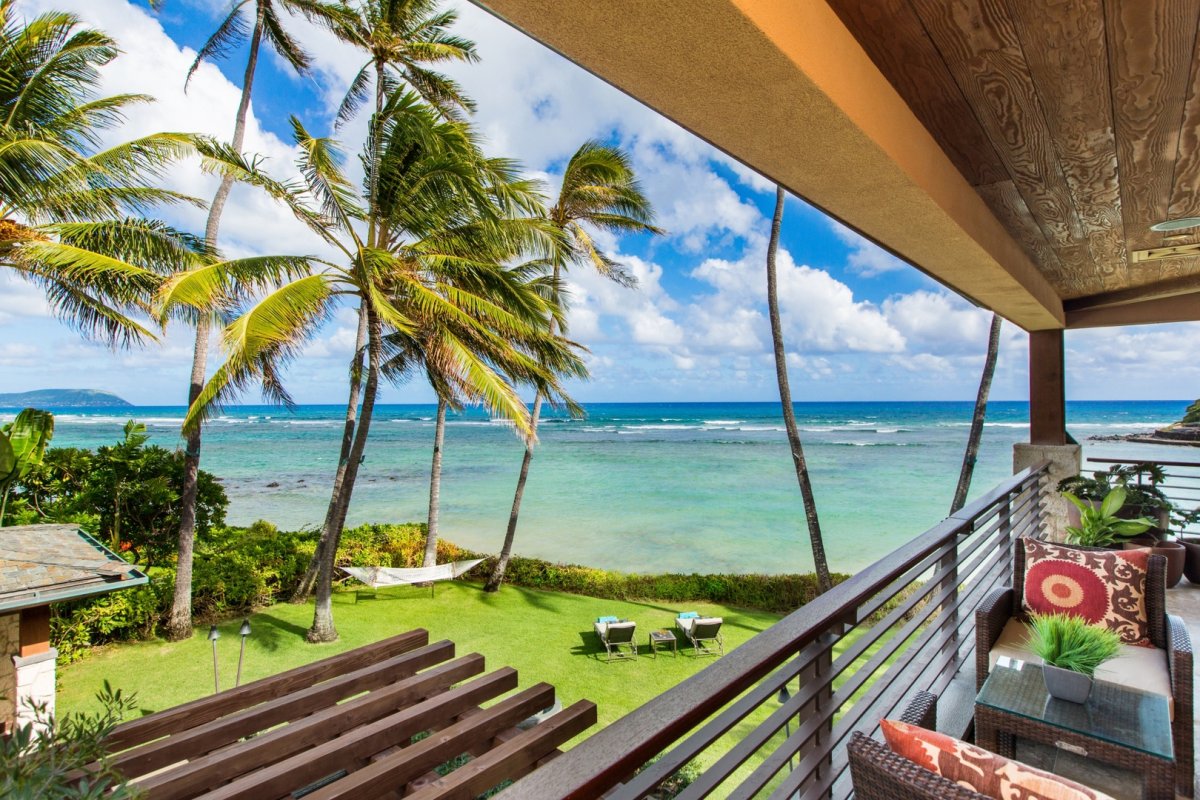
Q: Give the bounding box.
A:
[1028,612,1121,703]
[1108,463,1172,535]
[1062,486,1155,548]
[1175,506,1200,583]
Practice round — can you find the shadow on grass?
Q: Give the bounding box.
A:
[252,611,309,647]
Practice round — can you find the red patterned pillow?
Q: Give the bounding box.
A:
[1021,539,1151,646]
[880,718,1115,800]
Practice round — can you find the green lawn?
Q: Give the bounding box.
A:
[60,581,909,792]
[59,582,781,741]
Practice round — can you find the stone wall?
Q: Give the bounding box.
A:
[0,612,17,734]
[1014,442,1081,542]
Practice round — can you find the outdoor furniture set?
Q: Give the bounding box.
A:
[593,613,725,661]
[850,535,1193,800]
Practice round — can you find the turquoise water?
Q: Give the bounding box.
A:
[5,400,1191,574]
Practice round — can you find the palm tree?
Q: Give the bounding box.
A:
[290,0,479,602]
[171,96,573,641]
[485,141,662,592]
[164,0,347,641]
[0,2,201,346]
[765,186,832,594]
[951,313,1003,512]
[379,261,584,571]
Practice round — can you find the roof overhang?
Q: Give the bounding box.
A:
[472,0,1200,331]
[0,525,148,614]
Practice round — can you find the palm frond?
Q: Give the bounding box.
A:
[185,0,252,89]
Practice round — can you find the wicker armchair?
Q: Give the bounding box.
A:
[848,692,989,800]
[976,540,1193,797]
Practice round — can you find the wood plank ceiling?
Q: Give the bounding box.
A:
[827,0,1200,316]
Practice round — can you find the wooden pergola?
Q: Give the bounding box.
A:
[99,630,595,799]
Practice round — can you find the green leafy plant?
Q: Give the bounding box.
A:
[0,681,140,799]
[1058,463,1174,535]
[1027,612,1121,677]
[1063,486,1155,547]
[0,408,54,524]
[1182,398,1200,425]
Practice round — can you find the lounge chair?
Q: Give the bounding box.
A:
[676,614,724,656]
[594,620,637,661]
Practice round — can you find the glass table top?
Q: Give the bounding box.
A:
[977,661,1174,760]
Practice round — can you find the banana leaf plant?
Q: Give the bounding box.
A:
[0,408,54,525]
[1063,486,1155,548]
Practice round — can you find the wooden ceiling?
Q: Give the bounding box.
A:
[827,0,1200,321]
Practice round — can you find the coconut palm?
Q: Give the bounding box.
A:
[0,2,201,346]
[380,260,585,571]
[485,140,662,592]
[289,0,479,602]
[163,0,347,641]
[169,96,571,641]
[951,313,1003,512]
[765,186,832,594]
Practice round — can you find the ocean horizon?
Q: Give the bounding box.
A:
[5,399,1192,575]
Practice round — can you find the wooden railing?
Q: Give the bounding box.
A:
[507,463,1050,800]
[1086,457,1200,536]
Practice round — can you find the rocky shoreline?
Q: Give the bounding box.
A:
[1090,423,1200,447]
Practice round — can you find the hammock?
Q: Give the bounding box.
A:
[340,559,485,596]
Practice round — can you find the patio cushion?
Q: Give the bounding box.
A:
[988,618,1173,719]
[880,718,1115,800]
[1020,539,1151,646]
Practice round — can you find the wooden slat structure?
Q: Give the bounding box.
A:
[99,630,596,799]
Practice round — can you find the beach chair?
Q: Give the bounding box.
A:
[676,614,724,656]
[594,619,638,661]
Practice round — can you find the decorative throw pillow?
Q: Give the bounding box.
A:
[1021,539,1151,646]
[880,719,1115,800]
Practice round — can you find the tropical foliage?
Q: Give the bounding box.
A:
[164,0,347,642]
[1062,486,1155,547]
[0,0,201,346]
[0,407,54,524]
[165,92,582,640]
[0,683,139,800]
[487,140,662,592]
[5,422,228,566]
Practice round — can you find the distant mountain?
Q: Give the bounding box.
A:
[0,389,133,408]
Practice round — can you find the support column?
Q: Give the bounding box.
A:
[1014,330,1080,541]
[0,612,18,735]
[12,606,56,734]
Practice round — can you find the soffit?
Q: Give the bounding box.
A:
[827,0,1200,322]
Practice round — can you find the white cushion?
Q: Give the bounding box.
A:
[988,618,1173,719]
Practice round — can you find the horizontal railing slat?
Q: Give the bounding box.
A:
[505,464,1048,800]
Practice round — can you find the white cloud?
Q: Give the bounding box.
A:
[830,220,908,277]
[882,291,1000,354]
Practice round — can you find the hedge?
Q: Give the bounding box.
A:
[50,521,843,662]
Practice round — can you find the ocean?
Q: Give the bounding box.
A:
[6,400,1192,575]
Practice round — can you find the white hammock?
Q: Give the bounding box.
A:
[340,559,485,589]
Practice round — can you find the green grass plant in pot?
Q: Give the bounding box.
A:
[1027,612,1121,703]
[1063,486,1155,548]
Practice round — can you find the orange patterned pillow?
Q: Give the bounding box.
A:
[880,719,1115,800]
[1021,539,1151,646]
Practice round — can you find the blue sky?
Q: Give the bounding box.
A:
[1,0,1197,405]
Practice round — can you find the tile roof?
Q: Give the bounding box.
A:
[0,524,148,612]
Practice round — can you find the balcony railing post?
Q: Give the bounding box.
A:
[791,632,836,799]
[935,527,961,669]
[999,495,1013,586]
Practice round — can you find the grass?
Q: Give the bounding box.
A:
[58,581,780,741]
[59,581,913,792]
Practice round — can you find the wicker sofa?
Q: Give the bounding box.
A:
[848,692,991,800]
[975,540,1194,797]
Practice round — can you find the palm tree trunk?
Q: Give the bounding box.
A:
[766,186,833,594]
[308,306,382,643]
[423,398,448,568]
[485,392,542,592]
[951,313,1003,513]
[291,303,368,602]
[165,4,266,642]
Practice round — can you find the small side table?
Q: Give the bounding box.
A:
[649,629,677,659]
[975,662,1175,800]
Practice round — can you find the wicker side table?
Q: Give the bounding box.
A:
[976,663,1175,800]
